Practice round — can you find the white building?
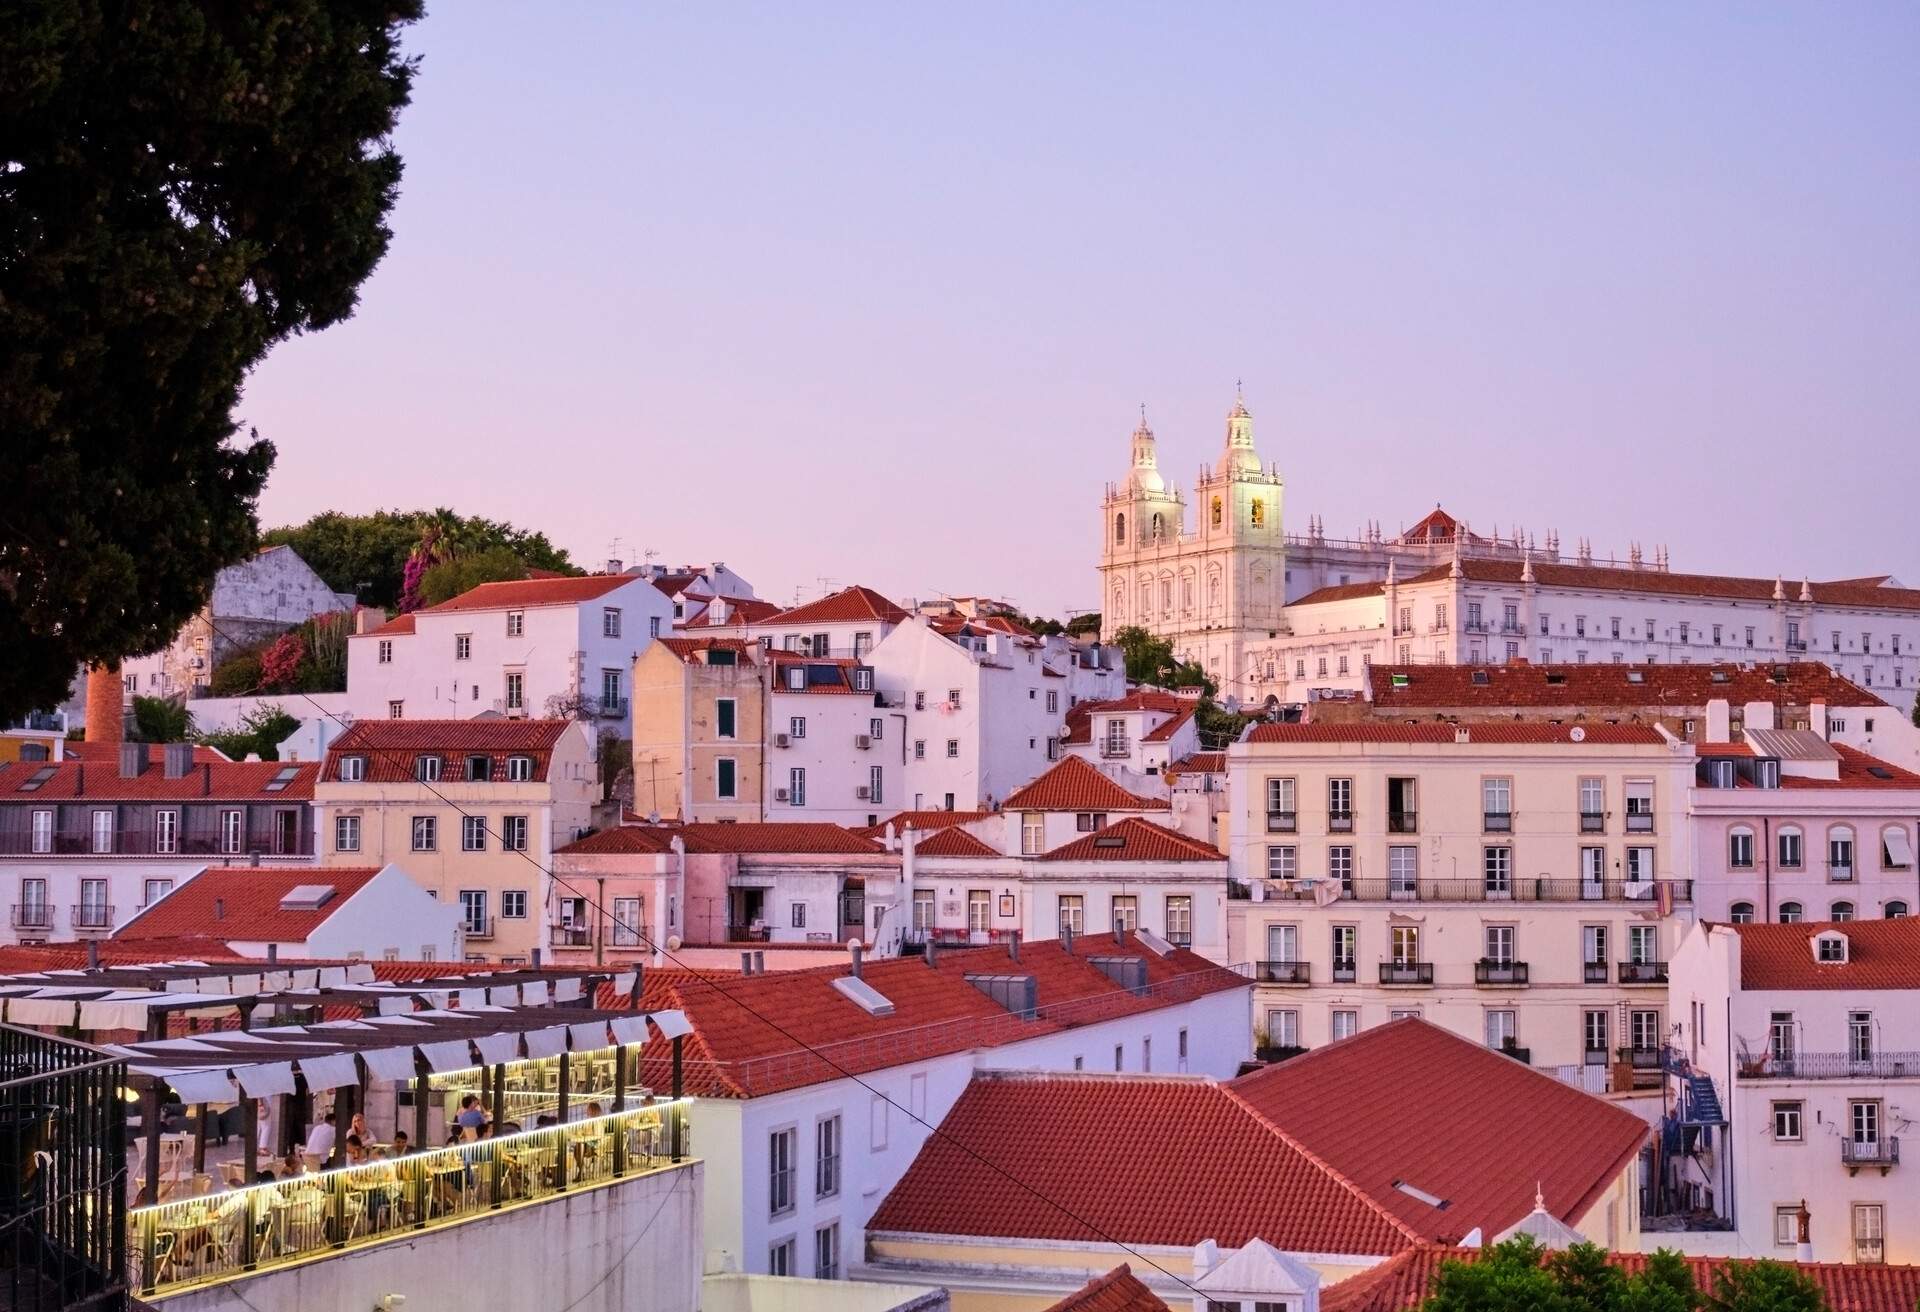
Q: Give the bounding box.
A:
[702,584,911,660]
[646,933,1252,1279]
[1658,919,1920,1265]
[1060,689,1205,781]
[344,572,674,727]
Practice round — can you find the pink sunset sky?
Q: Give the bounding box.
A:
[242,4,1919,618]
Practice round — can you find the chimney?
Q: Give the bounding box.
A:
[163,741,193,779]
[740,952,754,976]
[1008,930,1021,962]
[753,950,765,975]
[1061,924,1074,956]
[1705,699,1732,744]
[1795,1200,1813,1263]
[85,663,124,747]
[924,935,938,969]
[249,851,261,868]
[1810,700,1829,740]
[118,741,149,779]
[85,940,100,971]
[202,762,211,796]
[605,558,624,575]
[213,898,226,920]
[849,943,864,979]
[266,943,279,964]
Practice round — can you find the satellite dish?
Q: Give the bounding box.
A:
[1569,726,1586,742]
[665,934,682,951]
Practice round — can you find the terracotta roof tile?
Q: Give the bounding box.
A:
[1246,723,1665,746]
[1776,743,1920,790]
[769,653,866,695]
[1448,558,1920,612]
[683,597,783,626]
[858,809,995,838]
[869,1072,1420,1256]
[58,742,231,766]
[678,822,882,855]
[1368,662,1886,711]
[1321,1245,1920,1312]
[1291,579,1390,606]
[1164,752,1226,780]
[1732,918,1920,991]
[765,584,909,627]
[1040,817,1223,863]
[1003,757,1170,812]
[556,825,681,856]
[420,573,630,613]
[322,719,573,783]
[355,611,416,637]
[1140,705,1197,743]
[911,826,1003,858]
[1061,693,1192,745]
[654,637,761,664]
[1227,1020,1648,1244]
[0,940,248,972]
[115,867,383,944]
[1044,1266,1170,1312]
[0,758,317,802]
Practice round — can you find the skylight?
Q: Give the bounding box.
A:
[262,765,302,793]
[17,765,57,792]
[1625,670,1645,684]
[1391,1179,1450,1209]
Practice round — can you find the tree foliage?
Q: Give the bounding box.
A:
[131,696,194,744]
[418,546,532,609]
[260,510,578,609]
[197,704,301,763]
[1,1,425,722]
[1064,612,1102,637]
[206,613,349,695]
[1415,1238,1827,1312]
[1108,625,1216,696]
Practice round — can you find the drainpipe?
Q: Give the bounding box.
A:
[594,875,605,967]
[1761,816,1771,923]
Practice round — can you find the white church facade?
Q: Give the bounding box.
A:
[1097,393,1920,715]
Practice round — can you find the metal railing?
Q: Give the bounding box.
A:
[1842,1137,1899,1169]
[1828,863,1855,882]
[1331,960,1357,983]
[0,832,313,858]
[11,903,55,930]
[1387,811,1418,834]
[462,916,495,942]
[1484,811,1513,833]
[71,904,115,932]
[1618,960,1668,984]
[1265,811,1297,833]
[548,924,592,949]
[1379,961,1434,985]
[1328,810,1354,833]
[1739,1051,1920,1080]
[0,1024,128,1311]
[1099,741,1132,759]
[1475,960,1529,985]
[130,1102,690,1298]
[1253,961,1309,985]
[1583,962,1609,984]
[1259,877,1691,905]
[1580,812,1606,833]
[1625,812,1656,833]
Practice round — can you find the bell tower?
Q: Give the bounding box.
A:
[1100,407,1184,641]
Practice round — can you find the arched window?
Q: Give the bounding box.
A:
[1139,581,1152,614]
[1150,512,1164,541]
[1830,901,1856,922]
[1827,826,1856,878]
[1729,901,1755,923]
[1210,496,1223,528]
[1728,826,1755,869]
[1114,513,1126,544]
[1250,498,1265,528]
[1778,901,1803,924]
[1881,825,1914,871]
[1159,577,1173,612]
[1776,826,1803,869]
[1886,901,1909,920]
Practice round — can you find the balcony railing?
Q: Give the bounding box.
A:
[1260,877,1691,905]
[1331,959,1357,983]
[1829,863,1855,882]
[71,903,115,932]
[1266,811,1297,833]
[1624,1047,1663,1071]
[1254,960,1310,985]
[1580,811,1606,833]
[1327,810,1354,833]
[10,903,55,930]
[130,1102,692,1299]
[1625,812,1655,833]
[1483,811,1513,833]
[1464,620,1490,634]
[1842,1137,1900,1171]
[1387,811,1418,834]
[1618,960,1668,985]
[1584,962,1609,984]
[1100,740,1132,760]
[1739,1051,1920,1080]
[1474,960,1529,985]
[463,916,495,942]
[598,697,628,718]
[0,831,314,857]
[548,923,591,948]
[1379,960,1434,985]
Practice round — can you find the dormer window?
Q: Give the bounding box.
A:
[786,666,807,691]
[339,755,367,783]
[852,667,874,692]
[1707,759,1736,789]
[467,754,492,781]
[506,755,535,782]
[415,755,442,783]
[1754,759,1780,789]
[1814,932,1849,964]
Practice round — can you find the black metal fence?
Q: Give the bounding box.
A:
[0,1024,128,1311]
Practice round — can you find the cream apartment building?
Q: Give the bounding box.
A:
[1225,721,1696,1070]
[630,639,768,822]
[314,718,597,962]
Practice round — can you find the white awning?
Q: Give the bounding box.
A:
[167,1068,239,1104]
[362,1046,421,1083]
[568,1021,609,1052]
[553,978,582,1003]
[6,998,75,1026]
[521,980,550,1006]
[420,1040,475,1074]
[299,1053,362,1093]
[486,986,521,1007]
[1885,828,1914,870]
[608,1015,651,1046]
[234,1062,297,1098]
[648,1010,693,1040]
[77,1000,152,1031]
[457,989,487,1010]
[474,1032,521,1066]
[523,1026,569,1060]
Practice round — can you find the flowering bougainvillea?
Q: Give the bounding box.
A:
[258,632,306,688]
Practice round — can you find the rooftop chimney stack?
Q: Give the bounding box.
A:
[924,935,938,969]
[84,663,124,748]
[1008,930,1021,962]
[849,943,864,978]
[740,952,754,976]
[1061,924,1075,956]
[85,940,100,971]
[118,742,149,779]
[753,950,765,975]
[214,898,226,920]
[163,741,193,779]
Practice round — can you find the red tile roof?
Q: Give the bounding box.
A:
[555,825,681,856]
[858,809,995,838]
[321,719,574,783]
[1062,693,1191,745]
[420,573,630,613]
[1732,918,1920,991]
[869,1071,1421,1256]
[1694,740,1755,756]
[1291,579,1393,606]
[911,825,1003,858]
[1040,817,1223,863]
[654,637,761,664]
[1445,559,1920,612]
[676,822,882,855]
[1045,1266,1170,1312]
[683,597,783,626]
[115,867,383,944]
[1320,1245,1920,1312]
[1002,757,1170,812]
[1227,1020,1647,1244]
[58,742,231,766]
[769,653,866,694]
[0,940,248,972]
[350,611,416,638]
[0,758,317,802]
[635,933,1247,1099]
[1368,662,1886,711]
[1140,705,1197,743]
[1164,752,1226,780]
[765,584,909,627]
[1249,722,1665,746]
[1776,743,1920,791]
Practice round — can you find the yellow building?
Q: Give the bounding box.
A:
[1,712,67,765]
[630,639,766,822]
[314,718,597,963]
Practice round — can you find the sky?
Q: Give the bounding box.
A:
[242,3,1920,619]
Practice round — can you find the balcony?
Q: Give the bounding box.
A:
[1428,622,1450,635]
[1787,639,1808,652]
[598,697,628,718]
[1254,960,1310,985]
[10,904,54,931]
[1100,739,1132,760]
[1266,811,1297,834]
[1625,812,1655,834]
[1327,810,1354,833]
[1379,960,1433,986]
[1387,811,1418,834]
[1624,1047,1663,1072]
[548,923,591,949]
[1392,625,1415,637]
[1618,960,1668,985]
[1842,1137,1899,1174]
[1584,961,1609,984]
[1331,959,1357,983]
[1580,811,1606,833]
[70,904,114,934]
[1255,1044,1309,1064]
[463,916,495,942]
[1463,620,1490,635]
[1483,811,1512,834]
[1260,877,1692,906]
[1500,622,1527,636]
[1474,959,1529,986]
[1738,1051,1920,1080]
[0,830,314,858]
[1829,863,1855,883]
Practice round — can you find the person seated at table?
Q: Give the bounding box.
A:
[455,1095,488,1135]
[391,1130,411,1155]
[360,1150,398,1229]
[254,1169,276,1184]
[343,1135,369,1166]
[570,1103,605,1181]
[349,1112,369,1143]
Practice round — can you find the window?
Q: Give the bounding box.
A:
[506,611,524,638]
[1539,613,1550,635]
[154,809,178,854]
[787,900,807,930]
[1578,776,1604,830]
[1889,901,1910,919]
[1332,1009,1358,1041]
[1266,777,1297,830]
[1849,1010,1872,1062]
[769,1128,796,1215]
[454,633,471,661]
[1057,895,1084,937]
[1388,845,1417,894]
[602,607,621,638]
[1390,924,1419,964]
[1771,1101,1803,1141]
[709,757,736,800]
[1730,901,1755,923]
[601,668,622,708]
[28,810,51,854]
[1884,826,1914,870]
[1328,846,1354,892]
[1483,845,1512,895]
[411,816,438,851]
[1485,924,1515,964]
[1486,1009,1517,1049]
[1829,902,1855,923]
[88,809,114,854]
[769,1237,796,1277]
[1266,845,1297,880]
[220,808,244,854]
[458,889,488,934]
[815,1116,841,1199]
[502,815,528,851]
[1776,827,1803,868]
[501,890,528,920]
[1328,777,1353,829]
[376,638,394,665]
[1778,901,1802,923]
[141,878,173,908]
[1266,923,1298,964]
[1851,1100,1881,1149]
[1265,1008,1299,1049]
[1111,895,1138,933]
[1582,924,1608,969]
[1584,1009,1610,1058]
[1829,826,1856,878]
[504,673,524,711]
[912,739,925,760]
[650,615,661,638]
[1482,777,1512,830]
[813,1222,840,1281]
[1165,894,1192,945]
[1729,827,1755,868]
[787,767,806,807]
[1331,925,1356,971]
[1854,1204,1885,1265]
[335,814,361,852]
[1625,847,1654,883]
[1624,779,1654,831]
[1020,813,1044,856]
[414,754,442,783]
[1115,1044,1125,1072]
[945,739,959,758]
[869,717,884,741]
[966,889,990,934]
[455,814,485,851]
[1627,924,1657,964]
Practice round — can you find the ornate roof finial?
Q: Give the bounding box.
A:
[1773,574,1786,602]
[1800,576,1813,603]
[1521,548,1535,584]
[1535,1182,1545,1212]
[1449,537,1464,579]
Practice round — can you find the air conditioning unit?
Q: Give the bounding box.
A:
[774,733,790,748]
[855,734,872,750]
[855,786,872,800]
[774,788,790,802]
